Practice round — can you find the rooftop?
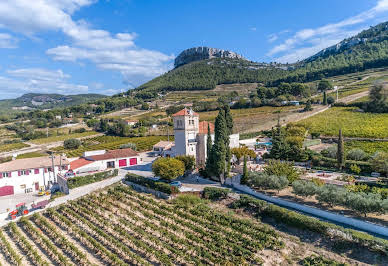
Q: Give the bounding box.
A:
[0,156,69,172]
[199,121,215,134]
[153,141,174,149]
[172,108,199,117]
[86,148,138,161]
[70,158,93,170]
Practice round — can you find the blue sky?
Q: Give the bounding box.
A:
[0,0,388,99]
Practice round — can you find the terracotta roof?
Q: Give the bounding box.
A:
[172,108,199,117]
[153,141,174,149]
[0,156,69,172]
[70,158,93,170]
[87,148,138,161]
[199,121,215,134]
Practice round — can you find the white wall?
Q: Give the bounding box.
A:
[0,166,68,195]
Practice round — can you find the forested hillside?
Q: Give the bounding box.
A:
[134,21,388,95]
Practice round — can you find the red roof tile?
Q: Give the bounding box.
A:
[199,121,214,134]
[172,108,199,117]
[88,148,138,161]
[70,158,93,170]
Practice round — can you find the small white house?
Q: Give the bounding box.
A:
[0,156,70,197]
[70,148,139,174]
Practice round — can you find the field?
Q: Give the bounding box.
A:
[54,135,171,157]
[297,107,388,138]
[30,131,99,144]
[0,185,284,265]
[0,142,29,153]
[345,140,388,154]
[199,105,299,133]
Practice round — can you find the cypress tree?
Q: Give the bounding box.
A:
[323,91,328,105]
[208,109,227,181]
[337,129,345,170]
[241,155,248,185]
[205,123,213,170]
[269,124,289,160]
[223,105,234,178]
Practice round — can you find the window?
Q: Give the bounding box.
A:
[0,172,11,178]
[19,170,29,176]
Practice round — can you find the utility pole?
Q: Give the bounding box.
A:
[336,88,339,101]
[50,152,56,184]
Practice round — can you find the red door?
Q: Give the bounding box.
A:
[0,186,14,197]
[129,158,137,165]
[118,159,127,167]
[35,182,39,191]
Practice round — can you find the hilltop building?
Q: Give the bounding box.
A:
[153,108,239,166]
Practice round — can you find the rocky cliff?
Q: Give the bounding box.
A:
[174,47,245,68]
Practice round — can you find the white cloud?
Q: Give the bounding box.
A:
[0,33,17,48]
[250,27,257,32]
[0,68,89,99]
[0,0,174,87]
[267,0,388,62]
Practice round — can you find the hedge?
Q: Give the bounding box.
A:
[313,156,373,173]
[231,194,388,256]
[67,169,119,189]
[125,173,179,195]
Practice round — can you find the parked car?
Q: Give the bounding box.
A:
[170,181,182,188]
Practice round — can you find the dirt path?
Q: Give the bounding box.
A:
[242,90,368,134]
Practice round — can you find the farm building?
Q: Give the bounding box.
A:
[152,141,174,156]
[0,156,70,197]
[70,148,139,174]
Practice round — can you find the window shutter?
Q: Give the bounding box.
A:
[0,173,2,178]
[18,171,21,176]
[26,170,29,176]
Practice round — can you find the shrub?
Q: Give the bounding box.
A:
[350,164,361,175]
[173,194,206,209]
[125,173,179,194]
[302,255,345,266]
[292,180,318,197]
[264,160,300,183]
[202,187,230,201]
[152,157,185,181]
[347,148,368,161]
[321,145,337,159]
[74,128,86,133]
[327,96,335,105]
[175,155,196,171]
[248,172,289,192]
[311,132,320,139]
[370,152,388,177]
[119,142,137,150]
[64,138,81,149]
[67,169,118,189]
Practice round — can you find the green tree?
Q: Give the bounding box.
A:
[292,180,318,198]
[152,157,185,181]
[303,99,313,112]
[175,155,196,171]
[322,91,328,105]
[370,152,388,177]
[64,138,81,149]
[350,164,361,175]
[264,160,300,183]
[207,109,227,181]
[337,129,345,170]
[269,122,290,160]
[231,146,256,164]
[241,155,248,185]
[365,83,388,113]
[318,80,332,91]
[223,105,233,178]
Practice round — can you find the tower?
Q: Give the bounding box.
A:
[172,108,199,157]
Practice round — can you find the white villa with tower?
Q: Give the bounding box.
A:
[153,108,239,166]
